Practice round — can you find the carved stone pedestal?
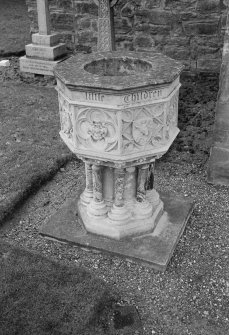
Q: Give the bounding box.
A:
[53,50,185,240]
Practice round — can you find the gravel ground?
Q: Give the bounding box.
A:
[0,158,228,335]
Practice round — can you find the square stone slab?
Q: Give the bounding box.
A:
[20,55,69,76]
[25,43,66,61]
[40,192,193,271]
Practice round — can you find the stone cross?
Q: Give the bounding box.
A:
[93,0,118,51]
[37,0,51,35]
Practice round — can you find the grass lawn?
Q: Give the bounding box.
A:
[0,240,119,334]
[0,0,31,56]
[0,82,74,224]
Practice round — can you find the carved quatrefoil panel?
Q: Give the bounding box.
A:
[166,90,179,139]
[59,94,73,140]
[74,107,119,152]
[122,103,167,153]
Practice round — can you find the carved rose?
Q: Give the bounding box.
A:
[88,121,108,141]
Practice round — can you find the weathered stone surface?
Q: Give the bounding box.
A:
[197,58,221,71]
[133,34,155,50]
[145,0,164,9]
[54,51,183,89]
[74,1,98,16]
[50,12,75,31]
[196,0,225,12]
[25,43,66,60]
[32,32,61,46]
[165,0,197,11]
[182,20,220,35]
[37,0,51,35]
[19,56,65,76]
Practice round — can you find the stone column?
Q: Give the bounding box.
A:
[136,165,153,218]
[108,168,131,222]
[80,163,93,205]
[37,0,51,35]
[103,166,114,206]
[93,0,118,52]
[124,167,136,202]
[137,165,149,202]
[207,8,229,185]
[87,165,108,217]
[146,163,160,208]
[146,163,155,191]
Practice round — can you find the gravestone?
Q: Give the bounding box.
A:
[20,0,68,76]
[208,8,229,185]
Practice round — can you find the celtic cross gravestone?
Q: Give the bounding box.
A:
[93,0,118,51]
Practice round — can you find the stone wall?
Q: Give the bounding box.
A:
[26,0,228,72]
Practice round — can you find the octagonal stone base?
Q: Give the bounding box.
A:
[78,190,164,240]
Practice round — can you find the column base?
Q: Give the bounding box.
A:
[134,200,153,219]
[87,200,108,218]
[80,189,93,205]
[78,196,164,240]
[146,189,160,207]
[108,204,131,223]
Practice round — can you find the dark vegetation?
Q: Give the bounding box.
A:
[165,73,218,167]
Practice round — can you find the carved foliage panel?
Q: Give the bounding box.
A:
[121,103,167,153]
[74,106,119,153]
[58,93,74,144]
[166,90,179,139]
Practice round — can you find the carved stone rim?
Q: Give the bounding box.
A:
[55,51,184,91]
[83,57,153,77]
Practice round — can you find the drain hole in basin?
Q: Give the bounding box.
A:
[84,57,152,76]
